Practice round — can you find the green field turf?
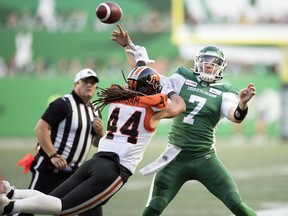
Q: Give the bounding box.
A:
[1,136,288,216]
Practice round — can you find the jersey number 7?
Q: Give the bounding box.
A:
[183,95,206,125]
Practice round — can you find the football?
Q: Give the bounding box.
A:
[96,2,123,24]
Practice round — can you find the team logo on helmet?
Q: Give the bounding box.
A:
[148,73,161,90]
[127,66,162,95]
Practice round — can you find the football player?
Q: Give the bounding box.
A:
[112,24,257,216]
[0,64,185,215]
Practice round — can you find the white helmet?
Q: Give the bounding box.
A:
[194,46,227,83]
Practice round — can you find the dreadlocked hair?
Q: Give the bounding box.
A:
[92,84,144,111]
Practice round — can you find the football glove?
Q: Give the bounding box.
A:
[125,45,155,65]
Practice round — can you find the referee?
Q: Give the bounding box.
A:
[18,68,104,216]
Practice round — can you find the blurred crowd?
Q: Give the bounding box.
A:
[0,0,172,78]
[0,0,283,78]
[185,0,288,25]
[0,1,170,33]
[0,0,283,142]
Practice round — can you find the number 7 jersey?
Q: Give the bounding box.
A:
[168,66,239,152]
[98,94,167,174]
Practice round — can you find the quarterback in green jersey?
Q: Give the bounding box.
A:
[111,24,257,216]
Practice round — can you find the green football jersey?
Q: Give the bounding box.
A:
[168,66,239,152]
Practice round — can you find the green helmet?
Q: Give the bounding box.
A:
[194,46,227,83]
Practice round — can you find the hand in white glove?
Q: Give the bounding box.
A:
[125,45,155,65]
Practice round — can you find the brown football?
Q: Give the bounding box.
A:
[96,2,123,24]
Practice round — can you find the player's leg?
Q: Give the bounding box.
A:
[51,172,104,216]
[56,154,129,215]
[78,206,103,216]
[28,154,73,194]
[198,152,257,216]
[1,193,61,215]
[1,155,109,215]
[1,180,61,215]
[0,194,10,214]
[15,154,73,216]
[1,180,45,200]
[230,202,257,216]
[142,152,189,216]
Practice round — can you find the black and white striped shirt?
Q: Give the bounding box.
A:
[40,90,100,168]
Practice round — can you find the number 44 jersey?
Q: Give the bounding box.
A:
[98,93,168,174]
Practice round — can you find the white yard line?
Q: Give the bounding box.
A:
[257,205,288,216]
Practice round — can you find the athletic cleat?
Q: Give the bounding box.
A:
[0,181,11,195]
[0,194,10,215]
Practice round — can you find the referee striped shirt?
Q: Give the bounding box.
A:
[40,90,100,168]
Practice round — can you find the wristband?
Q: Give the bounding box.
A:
[167,91,177,98]
[123,41,134,48]
[49,153,58,159]
[234,105,248,121]
[136,61,146,66]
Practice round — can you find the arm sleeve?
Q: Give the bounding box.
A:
[41,97,70,127]
[137,94,168,111]
[221,92,238,118]
[169,73,186,94]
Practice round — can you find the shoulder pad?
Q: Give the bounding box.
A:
[223,84,239,95]
[211,83,239,95]
[176,66,195,79]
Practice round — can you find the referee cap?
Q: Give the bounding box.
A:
[74,68,99,83]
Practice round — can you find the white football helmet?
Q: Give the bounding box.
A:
[194,46,227,83]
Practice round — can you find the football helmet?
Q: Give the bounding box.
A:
[127,66,162,95]
[194,46,227,83]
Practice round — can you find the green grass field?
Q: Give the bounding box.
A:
[1,136,288,216]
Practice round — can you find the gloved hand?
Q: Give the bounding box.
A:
[125,45,155,65]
